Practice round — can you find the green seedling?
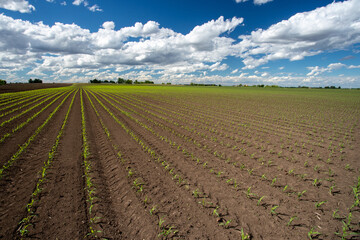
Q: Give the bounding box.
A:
[257,196,265,206]
[297,190,307,199]
[270,205,279,215]
[219,219,231,229]
[193,189,200,198]
[308,227,321,240]
[271,177,277,186]
[150,205,156,215]
[213,206,220,217]
[287,215,297,226]
[241,228,250,240]
[315,201,326,209]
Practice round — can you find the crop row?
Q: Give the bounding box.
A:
[0,90,73,177]
[16,90,77,237]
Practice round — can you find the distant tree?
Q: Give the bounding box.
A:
[125,79,133,84]
[166,82,171,85]
[110,80,115,83]
[90,79,101,83]
[0,79,6,85]
[29,78,42,83]
[134,80,139,84]
[144,80,154,84]
[104,80,109,83]
[117,77,125,84]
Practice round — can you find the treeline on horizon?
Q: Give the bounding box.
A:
[89,78,154,84]
[0,78,356,89]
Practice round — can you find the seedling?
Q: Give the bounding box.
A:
[270,205,279,215]
[213,206,220,217]
[241,228,250,240]
[257,196,265,206]
[297,190,307,199]
[271,177,277,186]
[219,219,232,229]
[287,215,297,226]
[193,189,201,198]
[308,227,321,240]
[315,201,326,209]
[150,205,156,215]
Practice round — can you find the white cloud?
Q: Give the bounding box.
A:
[88,4,101,12]
[72,0,101,11]
[236,0,360,69]
[0,0,35,13]
[0,14,244,80]
[307,62,347,76]
[349,65,360,69]
[235,0,273,5]
[72,0,83,5]
[61,1,67,6]
[253,0,273,5]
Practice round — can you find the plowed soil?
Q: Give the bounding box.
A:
[0,85,359,239]
[0,83,72,93]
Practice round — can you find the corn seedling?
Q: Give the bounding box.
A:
[287,215,297,226]
[270,205,279,216]
[308,227,321,240]
[257,196,265,206]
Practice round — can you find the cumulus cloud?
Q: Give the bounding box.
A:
[72,0,102,11]
[307,62,347,76]
[253,0,273,5]
[0,0,35,13]
[235,0,273,5]
[88,4,101,12]
[0,14,243,80]
[72,0,83,6]
[236,0,360,69]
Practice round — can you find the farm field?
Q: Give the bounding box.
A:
[0,84,359,239]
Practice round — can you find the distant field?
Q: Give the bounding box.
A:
[0,84,359,239]
[0,83,72,93]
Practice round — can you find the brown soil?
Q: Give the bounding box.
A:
[0,86,359,239]
[0,83,72,93]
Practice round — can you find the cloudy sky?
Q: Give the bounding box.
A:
[0,0,359,87]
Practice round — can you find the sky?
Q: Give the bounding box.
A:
[0,0,359,87]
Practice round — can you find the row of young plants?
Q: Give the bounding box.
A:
[0,90,70,144]
[116,93,349,196]
[129,91,359,239]
[100,91,349,239]
[92,90,313,238]
[0,91,62,127]
[126,92,351,166]
[80,89,101,238]
[106,93,324,198]
[87,90,251,238]
[0,91,46,108]
[84,90,181,239]
[140,92,354,160]
[0,92,49,115]
[16,90,78,237]
[0,92,53,119]
[0,90,74,178]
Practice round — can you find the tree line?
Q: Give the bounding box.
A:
[90,78,154,84]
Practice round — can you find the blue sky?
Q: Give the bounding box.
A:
[0,0,359,87]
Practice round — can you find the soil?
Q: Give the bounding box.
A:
[0,83,72,94]
[0,86,359,239]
